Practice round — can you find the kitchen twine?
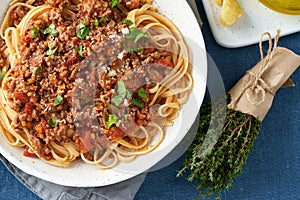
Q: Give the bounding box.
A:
[229,29,280,109]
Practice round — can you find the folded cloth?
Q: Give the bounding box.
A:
[0,154,146,200]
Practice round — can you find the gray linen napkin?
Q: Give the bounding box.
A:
[0,154,146,200]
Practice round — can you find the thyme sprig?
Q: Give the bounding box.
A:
[177,96,261,200]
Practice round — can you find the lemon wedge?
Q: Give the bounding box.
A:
[214,0,223,6]
[220,0,243,26]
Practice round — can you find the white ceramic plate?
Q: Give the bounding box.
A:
[0,0,207,187]
[202,0,300,48]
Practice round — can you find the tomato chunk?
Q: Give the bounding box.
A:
[25,102,34,114]
[14,91,29,103]
[23,146,37,158]
[157,58,173,68]
[109,127,126,140]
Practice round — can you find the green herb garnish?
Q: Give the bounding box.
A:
[111,96,123,106]
[131,97,144,108]
[121,19,133,25]
[177,96,262,200]
[43,24,58,36]
[35,65,41,75]
[110,0,120,8]
[126,47,144,54]
[111,80,130,106]
[48,118,61,128]
[31,25,39,39]
[77,22,90,40]
[75,44,83,57]
[117,80,128,98]
[93,16,106,26]
[53,94,63,106]
[125,27,149,43]
[124,114,130,121]
[0,72,5,80]
[138,87,147,99]
[46,46,58,57]
[105,114,120,129]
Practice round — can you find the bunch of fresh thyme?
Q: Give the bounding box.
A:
[177,96,261,199]
[177,30,300,199]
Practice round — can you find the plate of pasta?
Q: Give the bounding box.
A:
[0,0,206,186]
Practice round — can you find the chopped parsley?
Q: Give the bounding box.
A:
[111,80,130,106]
[111,96,123,107]
[35,65,41,75]
[121,19,133,25]
[48,118,60,128]
[0,72,5,80]
[132,97,145,108]
[125,46,144,54]
[122,41,144,54]
[53,94,63,106]
[77,22,90,40]
[105,114,120,129]
[46,46,58,57]
[110,0,120,8]
[125,27,149,43]
[117,80,128,97]
[31,25,39,39]
[138,87,147,99]
[75,44,83,57]
[124,114,130,121]
[93,16,106,26]
[42,24,58,36]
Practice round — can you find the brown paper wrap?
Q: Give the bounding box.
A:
[228,31,300,121]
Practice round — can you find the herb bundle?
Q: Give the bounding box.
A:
[177,31,300,199]
[177,96,261,199]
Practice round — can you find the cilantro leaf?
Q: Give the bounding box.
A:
[75,44,83,57]
[35,65,41,75]
[121,19,133,25]
[48,118,61,128]
[131,98,145,108]
[126,47,144,55]
[124,114,130,121]
[46,46,58,57]
[31,25,39,39]
[99,16,106,23]
[111,95,123,107]
[92,19,99,27]
[135,32,149,43]
[110,0,120,8]
[117,80,128,98]
[105,114,120,129]
[53,94,63,106]
[43,24,58,36]
[138,87,147,99]
[0,72,5,80]
[77,22,90,40]
[111,80,130,106]
[93,17,106,26]
[125,27,149,43]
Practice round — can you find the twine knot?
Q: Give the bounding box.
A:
[243,30,280,105]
